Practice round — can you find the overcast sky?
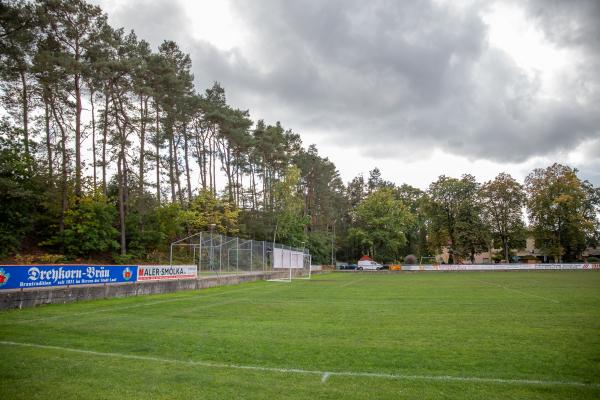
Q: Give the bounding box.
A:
[92,0,600,188]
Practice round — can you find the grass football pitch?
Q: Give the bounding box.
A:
[1,271,599,399]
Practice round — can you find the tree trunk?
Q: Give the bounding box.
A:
[237,164,242,207]
[183,122,192,203]
[168,127,176,202]
[262,165,267,210]
[208,138,213,193]
[123,148,129,214]
[139,95,147,197]
[200,129,207,190]
[90,90,97,193]
[102,93,109,197]
[221,141,234,202]
[250,163,257,210]
[117,152,126,256]
[51,103,68,238]
[173,130,183,205]
[19,69,29,161]
[44,99,53,182]
[113,97,128,256]
[74,72,82,198]
[155,104,161,205]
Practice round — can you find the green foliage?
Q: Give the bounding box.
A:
[525,164,598,262]
[425,175,490,263]
[183,189,240,235]
[0,126,41,257]
[126,201,185,258]
[272,166,309,246]
[50,195,119,257]
[349,188,411,262]
[14,253,69,264]
[1,0,599,267]
[307,231,332,265]
[480,173,526,262]
[394,184,429,258]
[112,253,135,265]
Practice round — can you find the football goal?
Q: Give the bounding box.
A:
[268,245,312,282]
[169,232,311,279]
[419,256,440,265]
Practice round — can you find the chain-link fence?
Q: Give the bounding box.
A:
[169,232,311,277]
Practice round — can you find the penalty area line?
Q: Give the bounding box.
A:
[338,277,367,288]
[473,279,561,304]
[0,341,598,388]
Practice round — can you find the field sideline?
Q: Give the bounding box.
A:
[1,271,599,399]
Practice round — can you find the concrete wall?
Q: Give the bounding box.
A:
[0,271,287,310]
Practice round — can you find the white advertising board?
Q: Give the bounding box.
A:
[137,265,197,281]
[273,248,304,269]
[401,263,600,271]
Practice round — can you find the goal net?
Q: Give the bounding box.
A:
[419,256,440,265]
[268,245,312,282]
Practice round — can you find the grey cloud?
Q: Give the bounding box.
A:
[92,0,192,48]
[523,0,600,52]
[92,0,599,174]
[201,0,597,163]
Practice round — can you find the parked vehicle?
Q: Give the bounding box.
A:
[338,264,357,270]
[357,256,383,270]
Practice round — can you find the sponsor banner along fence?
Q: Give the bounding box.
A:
[0,264,201,290]
[137,265,197,281]
[401,263,600,271]
[0,265,137,290]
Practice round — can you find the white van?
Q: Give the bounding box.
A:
[357,257,383,270]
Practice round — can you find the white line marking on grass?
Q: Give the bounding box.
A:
[7,282,274,324]
[473,279,561,304]
[321,372,330,383]
[338,278,367,288]
[1,341,597,389]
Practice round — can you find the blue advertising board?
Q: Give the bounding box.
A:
[0,265,137,290]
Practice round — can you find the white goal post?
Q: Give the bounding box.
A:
[419,256,439,265]
[268,246,312,282]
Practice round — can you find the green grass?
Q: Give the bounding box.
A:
[1,271,599,399]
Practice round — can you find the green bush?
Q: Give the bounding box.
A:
[54,196,120,257]
[113,253,135,265]
[404,254,417,264]
[0,130,43,257]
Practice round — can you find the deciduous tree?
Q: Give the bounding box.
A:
[480,173,526,262]
[525,164,598,262]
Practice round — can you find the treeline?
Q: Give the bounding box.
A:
[0,0,345,263]
[344,166,599,263]
[1,0,599,264]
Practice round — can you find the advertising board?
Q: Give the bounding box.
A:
[0,265,137,290]
[137,265,197,281]
[400,263,600,271]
